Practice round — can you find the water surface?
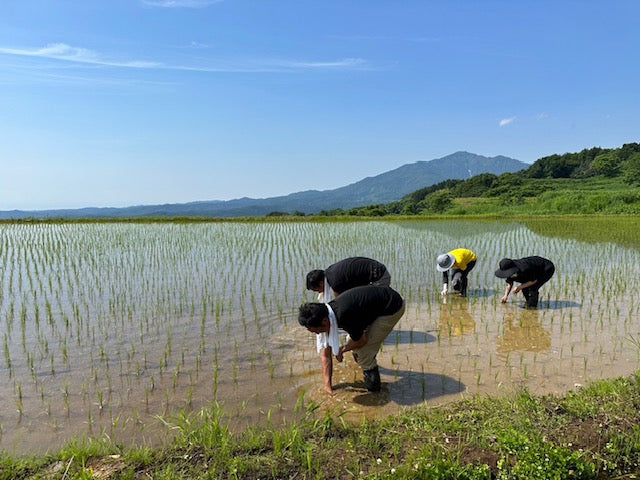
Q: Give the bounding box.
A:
[0,219,638,454]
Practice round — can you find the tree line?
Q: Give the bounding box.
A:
[313,142,640,217]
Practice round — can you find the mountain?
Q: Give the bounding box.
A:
[0,152,527,219]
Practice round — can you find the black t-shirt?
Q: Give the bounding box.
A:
[329,285,403,341]
[325,257,388,294]
[508,256,555,284]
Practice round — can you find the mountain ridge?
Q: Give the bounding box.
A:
[0,151,527,219]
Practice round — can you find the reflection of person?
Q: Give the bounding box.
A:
[436,248,477,296]
[496,309,551,353]
[495,256,555,308]
[439,299,475,337]
[298,285,405,393]
[306,257,390,298]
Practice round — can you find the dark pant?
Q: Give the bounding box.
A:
[522,266,555,307]
[450,261,476,296]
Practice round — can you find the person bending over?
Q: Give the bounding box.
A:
[306,256,390,299]
[495,256,555,308]
[298,285,404,393]
[436,248,477,297]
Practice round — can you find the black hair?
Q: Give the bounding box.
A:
[298,303,329,328]
[305,269,325,290]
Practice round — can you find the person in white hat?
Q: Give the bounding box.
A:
[436,248,477,297]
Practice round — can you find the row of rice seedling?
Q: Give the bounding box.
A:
[287,219,640,423]
[0,219,638,453]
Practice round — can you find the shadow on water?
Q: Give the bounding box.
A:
[466,287,498,298]
[333,367,465,407]
[539,300,582,310]
[384,329,437,345]
[510,299,581,310]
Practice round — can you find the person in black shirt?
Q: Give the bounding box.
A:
[298,285,405,393]
[495,256,555,308]
[306,257,390,298]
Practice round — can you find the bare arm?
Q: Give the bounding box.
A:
[501,283,513,303]
[514,279,537,293]
[336,334,367,362]
[320,347,334,394]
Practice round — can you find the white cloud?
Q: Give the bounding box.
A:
[141,0,222,7]
[499,117,516,127]
[0,43,368,73]
[0,43,161,68]
[189,41,211,49]
[271,58,367,69]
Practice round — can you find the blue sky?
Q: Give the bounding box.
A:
[1,1,638,210]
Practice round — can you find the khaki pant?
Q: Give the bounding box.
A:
[349,301,405,371]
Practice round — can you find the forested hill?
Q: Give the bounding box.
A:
[0,152,525,219]
[333,143,640,216]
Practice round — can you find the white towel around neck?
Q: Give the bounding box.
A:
[316,278,340,356]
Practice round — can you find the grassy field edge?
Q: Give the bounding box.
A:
[2,372,640,479]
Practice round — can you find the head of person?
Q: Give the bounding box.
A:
[306,269,325,293]
[436,253,456,272]
[298,303,329,333]
[495,258,520,279]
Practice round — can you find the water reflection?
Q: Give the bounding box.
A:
[439,298,475,337]
[496,309,551,353]
[396,220,521,238]
[2,219,640,454]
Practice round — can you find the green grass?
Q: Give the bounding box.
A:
[3,373,640,479]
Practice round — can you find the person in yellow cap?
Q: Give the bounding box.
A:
[436,248,477,297]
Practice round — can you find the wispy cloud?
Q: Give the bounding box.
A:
[0,43,368,73]
[141,0,222,8]
[188,40,212,49]
[268,58,367,69]
[499,116,516,127]
[0,44,161,68]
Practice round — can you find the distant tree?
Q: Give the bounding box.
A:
[484,172,524,197]
[591,153,620,177]
[420,191,453,213]
[403,179,462,204]
[345,205,389,216]
[452,173,498,197]
[386,201,404,215]
[401,203,418,215]
[526,147,606,179]
[526,154,565,178]
[623,152,640,186]
[318,208,345,216]
[618,142,640,162]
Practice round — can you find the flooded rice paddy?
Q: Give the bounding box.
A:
[1,219,639,454]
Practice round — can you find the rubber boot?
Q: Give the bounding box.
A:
[526,289,539,308]
[363,366,381,392]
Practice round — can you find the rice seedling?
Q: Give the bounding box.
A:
[0,218,638,454]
